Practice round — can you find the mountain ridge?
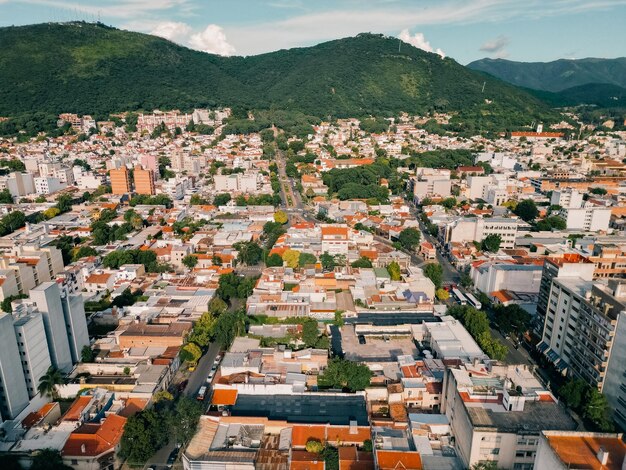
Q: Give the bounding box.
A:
[0,22,558,134]
[467,57,626,92]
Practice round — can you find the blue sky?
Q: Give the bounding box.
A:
[1,0,625,63]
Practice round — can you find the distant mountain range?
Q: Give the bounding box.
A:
[467,57,626,92]
[0,22,558,133]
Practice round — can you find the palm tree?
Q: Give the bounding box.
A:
[38,367,65,400]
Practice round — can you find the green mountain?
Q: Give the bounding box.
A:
[0,22,558,134]
[527,83,626,108]
[467,57,626,92]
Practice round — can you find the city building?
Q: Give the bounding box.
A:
[12,308,52,398]
[534,431,626,470]
[442,362,576,469]
[411,168,451,202]
[562,207,612,232]
[0,312,30,419]
[133,165,155,195]
[550,189,583,209]
[109,167,131,195]
[440,217,520,249]
[537,278,626,431]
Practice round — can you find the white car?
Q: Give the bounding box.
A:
[207,370,215,382]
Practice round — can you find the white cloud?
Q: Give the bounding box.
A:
[480,35,509,58]
[222,0,626,55]
[398,29,445,57]
[17,0,192,19]
[150,21,192,43]
[189,24,236,56]
[135,21,236,56]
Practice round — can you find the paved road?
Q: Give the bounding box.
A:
[143,342,221,470]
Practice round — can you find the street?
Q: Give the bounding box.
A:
[143,342,221,470]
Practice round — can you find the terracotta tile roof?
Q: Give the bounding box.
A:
[211,388,238,406]
[290,451,325,470]
[63,396,92,421]
[321,226,349,238]
[62,414,126,457]
[85,273,112,285]
[545,434,626,470]
[292,425,327,447]
[339,447,374,470]
[118,398,148,418]
[376,450,422,470]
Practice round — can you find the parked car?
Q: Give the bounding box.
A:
[167,448,179,468]
[196,386,207,401]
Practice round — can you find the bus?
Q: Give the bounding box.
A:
[465,292,482,310]
[451,288,467,305]
[196,386,207,401]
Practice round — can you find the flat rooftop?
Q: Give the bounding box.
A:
[338,324,418,363]
[465,399,576,434]
[231,393,368,426]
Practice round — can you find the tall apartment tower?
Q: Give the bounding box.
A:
[30,282,73,372]
[0,313,30,420]
[537,278,626,432]
[60,287,90,364]
[13,311,52,398]
[133,165,156,195]
[109,167,131,195]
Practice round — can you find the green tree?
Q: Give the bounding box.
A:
[583,388,614,431]
[305,439,324,454]
[589,187,607,195]
[120,409,169,465]
[398,227,421,251]
[37,367,65,399]
[423,263,443,289]
[299,252,317,267]
[266,253,283,267]
[208,297,228,315]
[73,245,98,261]
[514,199,539,222]
[213,193,232,206]
[182,254,198,269]
[302,321,319,348]
[351,257,372,269]
[55,193,73,213]
[171,397,203,445]
[481,234,502,252]
[0,188,13,204]
[493,304,531,336]
[31,449,72,470]
[212,255,223,266]
[181,343,202,364]
[234,241,263,265]
[535,216,566,231]
[387,261,402,281]
[1,293,28,313]
[274,210,288,224]
[189,311,216,347]
[559,378,587,410]
[81,345,94,363]
[320,252,335,271]
[322,358,372,392]
[213,310,247,348]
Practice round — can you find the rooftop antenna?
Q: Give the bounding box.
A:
[481,81,486,93]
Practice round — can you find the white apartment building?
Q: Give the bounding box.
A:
[442,363,576,469]
[441,217,519,249]
[5,172,35,197]
[0,312,30,420]
[537,277,626,431]
[550,189,583,209]
[475,152,517,170]
[562,206,611,232]
[13,309,52,398]
[471,262,543,294]
[213,173,258,194]
[30,282,74,372]
[412,168,451,202]
[34,176,65,195]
